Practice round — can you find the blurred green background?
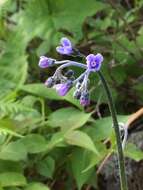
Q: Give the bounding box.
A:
[0,0,143,190]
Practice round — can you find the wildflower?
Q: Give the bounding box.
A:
[38,37,104,106]
[86,53,103,72]
[56,37,73,55]
[53,80,73,96]
[80,92,90,106]
[39,56,55,68]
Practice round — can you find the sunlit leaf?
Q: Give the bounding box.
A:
[0,141,27,161]
[47,107,91,131]
[65,130,99,154]
[0,172,27,187]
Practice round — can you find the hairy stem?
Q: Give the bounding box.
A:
[97,71,128,190]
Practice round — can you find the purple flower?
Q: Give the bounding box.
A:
[56,37,73,55]
[86,53,103,72]
[39,56,54,68]
[80,92,90,106]
[53,81,72,96]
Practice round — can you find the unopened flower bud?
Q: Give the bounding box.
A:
[73,90,81,99]
[45,77,55,87]
[53,80,73,96]
[39,56,55,68]
[80,91,90,106]
[65,70,74,77]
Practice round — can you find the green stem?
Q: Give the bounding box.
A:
[97,71,128,190]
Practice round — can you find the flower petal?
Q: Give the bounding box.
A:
[53,84,69,96]
[86,53,103,72]
[86,54,95,63]
[61,37,72,47]
[56,46,65,54]
[94,53,104,64]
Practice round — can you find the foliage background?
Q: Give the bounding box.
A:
[0,0,143,189]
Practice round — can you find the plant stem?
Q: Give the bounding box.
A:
[97,71,128,190]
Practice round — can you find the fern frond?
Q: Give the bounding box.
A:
[0,100,36,117]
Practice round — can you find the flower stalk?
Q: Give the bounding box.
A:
[38,37,128,189]
[97,70,128,190]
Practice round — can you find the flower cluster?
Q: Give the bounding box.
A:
[38,37,103,106]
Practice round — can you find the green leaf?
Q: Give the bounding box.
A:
[25,183,50,190]
[125,143,143,161]
[20,134,47,153]
[47,107,91,131]
[83,143,109,172]
[14,0,106,40]
[0,118,23,138]
[0,30,28,95]
[47,132,65,150]
[65,130,99,154]
[0,172,26,187]
[86,115,129,141]
[21,84,82,109]
[70,149,94,190]
[36,156,55,178]
[21,84,60,100]
[0,141,27,161]
[0,160,22,173]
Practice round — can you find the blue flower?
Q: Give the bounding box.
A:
[86,53,103,72]
[39,56,55,68]
[53,81,72,96]
[56,37,73,55]
[38,37,105,106]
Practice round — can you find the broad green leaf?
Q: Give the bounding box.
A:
[47,107,91,131]
[25,183,50,190]
[125,143,143,161]
[21,84,82,109]
[48,132,65,150]
[20,134,47,153]
[83,143,109,172]
[65,130,99,154]
[0,160,22,173]
[36,156,55,178]
[14,0,106,40]
[70,149,94,190]
[0,172,26,187]
[0,141,27,161]
[21,84,60,100]
[85,115,129,141]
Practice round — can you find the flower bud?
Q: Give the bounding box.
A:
[45,77,55,87]
[65,69,74,77]
[73,90,81,99]
[80,91,90,106]
[53,80,73,96]
[39,56,55,68]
